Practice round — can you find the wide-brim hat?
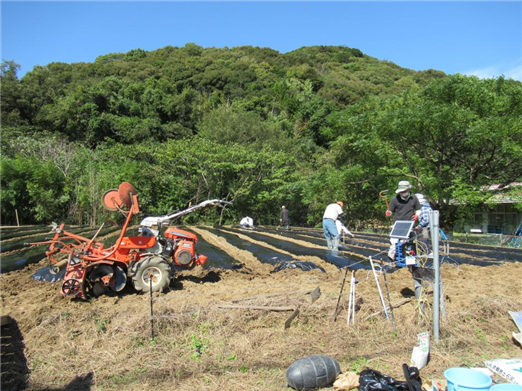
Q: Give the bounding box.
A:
[415,193,427,205]
[395,180,412,194]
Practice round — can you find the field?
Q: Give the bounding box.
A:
[1,225,522,391]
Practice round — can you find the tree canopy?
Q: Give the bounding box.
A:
[1,45,520,229]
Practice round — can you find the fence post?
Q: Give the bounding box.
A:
[429,210,440,342]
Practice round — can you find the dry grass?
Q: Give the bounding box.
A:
[8,269,519,391]
[1,229,522,391]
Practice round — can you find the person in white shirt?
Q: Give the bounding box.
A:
[336,218,354,244]
[240,216,254,228]
[322,201,344,252]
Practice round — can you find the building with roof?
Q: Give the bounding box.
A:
[457,182,522,234]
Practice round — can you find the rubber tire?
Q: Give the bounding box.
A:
[131,256,172,293]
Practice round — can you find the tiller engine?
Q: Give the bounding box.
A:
[28,182,231,299]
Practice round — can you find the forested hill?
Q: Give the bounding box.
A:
[1,44,521,230]
[1,44,445,146]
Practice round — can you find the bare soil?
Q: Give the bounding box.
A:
[1,226,522,391]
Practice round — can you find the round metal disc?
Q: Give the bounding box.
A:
[102,190,122,211]
[92,282,107,297]
[111,266,127,292]
[118,182,137,208]
[89,265,114,282]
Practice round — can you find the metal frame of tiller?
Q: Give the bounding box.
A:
[29,189,142,299]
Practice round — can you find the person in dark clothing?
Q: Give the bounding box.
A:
[280,206,290,230]
[386,181,422,301]
[386,181,421,223]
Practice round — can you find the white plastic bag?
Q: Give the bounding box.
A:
[410,331,430,370]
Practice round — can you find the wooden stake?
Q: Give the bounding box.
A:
[380,260,397,333]
[217,305,295,311]
[231,289,315,303]
[364,298,412,320]
[284,307,300,329]
[333,267,349,322]
[310,286,321,304]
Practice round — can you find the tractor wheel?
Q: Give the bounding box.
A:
[131,256,172,293]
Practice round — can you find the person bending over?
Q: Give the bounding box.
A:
[322,201,344,252]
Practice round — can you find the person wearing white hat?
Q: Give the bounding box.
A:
[415,193,432,230]
[323,201,344,252]
[240,216,254,229]
[386,180,421,261]
[411,193,434,301]
[335,218,354,245]
[386,182,425,301]
[385,181,421,222]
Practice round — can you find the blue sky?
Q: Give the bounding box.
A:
[1,1,521,81]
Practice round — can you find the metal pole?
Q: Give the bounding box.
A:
[150,276,154,340]
[429,210,440,341]
[347,273,353,325]
[369,256,389,321]
[440,279,447,320]
[352,271,356,325]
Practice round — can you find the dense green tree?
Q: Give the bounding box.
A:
[1,60,23,126]
[196,106,293,151]
[324,75,522,227]
[1,46,520,231]
[1,156,68,223]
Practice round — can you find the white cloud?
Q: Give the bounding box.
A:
[463,61,522,81]
[504,64,522,81]
[464,66,498,79]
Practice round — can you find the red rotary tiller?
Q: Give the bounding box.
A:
[29,182,230,299]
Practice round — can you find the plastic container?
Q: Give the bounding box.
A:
[444,368,492,391]
[490,384,522,391]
